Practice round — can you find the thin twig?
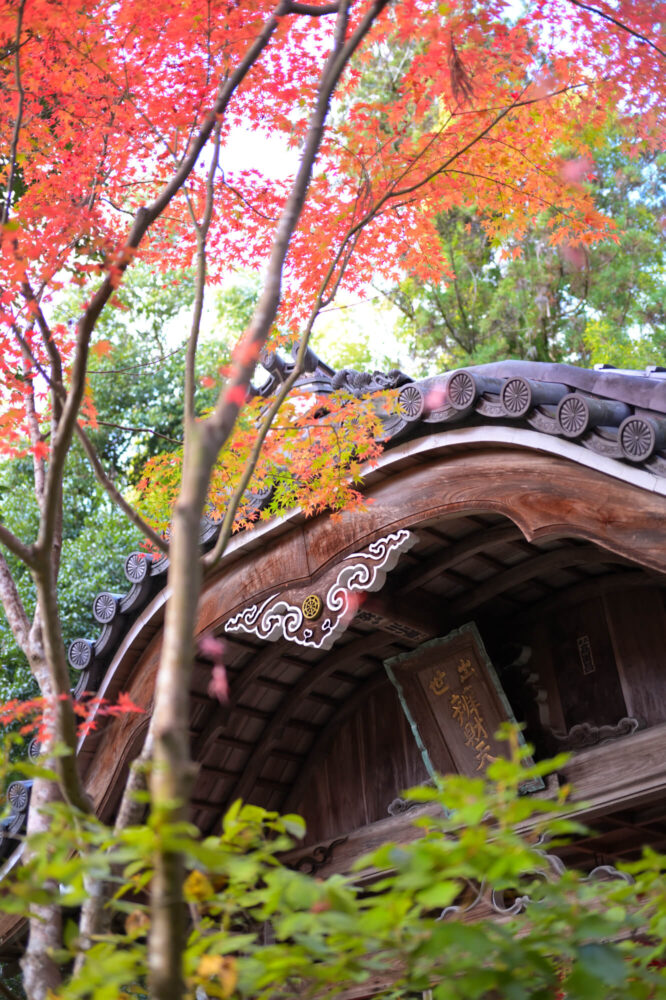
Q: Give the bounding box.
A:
[185,122,222,423]
[566,0,666,59]
[75,423,169,554]
[95,420,183,445]
[220,173,280,222]
[89,344,187,375]
[21,350,47,508]
[2,0,26,224]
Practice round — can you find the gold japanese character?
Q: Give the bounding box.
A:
[463,716,488,745]
[457,657,475,684]
[429,669,450,696]
[474,741,498,771]
[449,691,469,724]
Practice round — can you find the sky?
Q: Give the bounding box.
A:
[204,126,410,374]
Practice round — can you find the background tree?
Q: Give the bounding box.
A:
[382,130,666,373]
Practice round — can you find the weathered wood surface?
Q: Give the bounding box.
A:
[284,722,666,879]
[546,596,626,732]
[559,720,666,816]
[604,588,666,726]
[292,678,429,844]
[81,448,666,814]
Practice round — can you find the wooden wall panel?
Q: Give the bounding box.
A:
[295,682,428,843]
[548,597,626,730]
[604,587,666,726]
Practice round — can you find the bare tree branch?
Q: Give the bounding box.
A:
[89,344,186,375]
[566,0,666,59]
[0,521,37,568]
[1,0,26,224]
[0,549,31,652]
[95,420,182,445]
[74,423,169,555]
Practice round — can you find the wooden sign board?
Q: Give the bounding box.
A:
[384,622,543,792]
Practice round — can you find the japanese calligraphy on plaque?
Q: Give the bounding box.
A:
[384,622,543,792]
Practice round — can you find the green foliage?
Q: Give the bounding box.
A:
[387,137,666,373]
[0,264,231,703]
[1,735,665,999]
[136,389,386,534]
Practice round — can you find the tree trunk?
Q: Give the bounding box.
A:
[20,777,63,1000]
[148,425,211,1000]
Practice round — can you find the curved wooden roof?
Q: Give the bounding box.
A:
[67,356,666,702]
[70,362,666,832]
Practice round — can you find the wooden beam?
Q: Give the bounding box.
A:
[355,593,440,644]
[508,570,651,625]
[559,722,666,818]
[447,545,632,619]
[395,523,525,593]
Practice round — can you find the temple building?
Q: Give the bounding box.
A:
[2,356,666,958]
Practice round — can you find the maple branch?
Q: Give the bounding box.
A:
[0,521,37,568]
[200,0,375,561]
[9,316,167,575]
[74,423,169,555]
[95,420,183,445]
[22,281,64,392]
[566,0,666,60]
[1,0,25,224]
[286,1,340,13]
[445,168,581,221]
[21,353,47,509]
[321,93,528,299]
[204,220,361,571]
[35,4,283,568]
[390,101,518,201]
[220,173,279,222]
[452,80,590,116]
[209,0,388,440]
[0,549,31,653]
[185,122,221,423]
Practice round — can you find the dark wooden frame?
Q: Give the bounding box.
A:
[385,622,543,790]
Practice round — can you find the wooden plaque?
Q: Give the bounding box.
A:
[384,622,543,792]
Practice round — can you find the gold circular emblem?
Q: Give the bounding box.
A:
[302,594,323,621]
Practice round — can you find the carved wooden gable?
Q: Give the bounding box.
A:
[224,529,417,650]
